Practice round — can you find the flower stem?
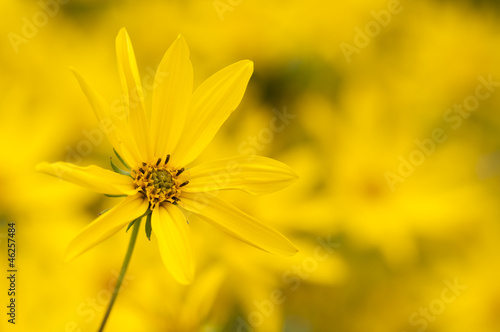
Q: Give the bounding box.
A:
[98,218,141,332]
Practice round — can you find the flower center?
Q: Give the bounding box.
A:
[132,157,188,207]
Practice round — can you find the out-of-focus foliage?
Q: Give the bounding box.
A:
[2,0,500,331]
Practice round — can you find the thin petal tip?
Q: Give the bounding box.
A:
[240,59,254,72]
[35,162,46,172]
[275,234,300,256]
[35,161,54,173]
[170,34,190,56]
[118,27,128,36]
[288,244,300,255]
[290,170,300,180]
[280,163,300,179]
[168,261,194,285]
[116,28,132,46]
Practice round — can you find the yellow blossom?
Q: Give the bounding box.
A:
[37,28,298,285]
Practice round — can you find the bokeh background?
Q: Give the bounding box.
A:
[2,0,500,331]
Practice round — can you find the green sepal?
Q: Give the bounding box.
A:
[145,212,152,241]
[104,194,127,198]
[126,207,152,233]
[98,208,111,216]
[110,157,132,178]
[126,219,136,232]
[113,148,131,171]
[137,207,152,220]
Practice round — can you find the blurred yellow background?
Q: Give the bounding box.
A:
[2,0,500,331]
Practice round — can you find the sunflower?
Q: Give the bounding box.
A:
[37,28,298,285]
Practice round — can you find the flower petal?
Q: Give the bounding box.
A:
[152,203,194,284]
[174,60,253,166]
[180,155,298,195]
[36,162,137,196]
[178,192,297,256]
[116,28,151,162]
[71,68,143,166]
[65,194,149,262]
[151,35,193,164]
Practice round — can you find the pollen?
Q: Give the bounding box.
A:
[131,159,186,207]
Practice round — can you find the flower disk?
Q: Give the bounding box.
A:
[132,158,187,207]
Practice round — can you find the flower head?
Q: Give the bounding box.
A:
[37,28,298,284]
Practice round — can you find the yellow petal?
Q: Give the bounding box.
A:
[151,35,193,164]
[180,155,298,195]
[116,28,150,162]
[174,60,253,166]
[36,161,137,196]
[178,192,297,256]
[71,67,143,166]
[65,194,149,262]
[152,204,194,284]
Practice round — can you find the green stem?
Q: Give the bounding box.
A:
[98,218,141,332]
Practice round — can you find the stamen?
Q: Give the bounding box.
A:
[176,168,185,176]
[132,162,186,206]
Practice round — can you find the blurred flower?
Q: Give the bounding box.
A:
[37,28,298,284]
[210,232,346,332]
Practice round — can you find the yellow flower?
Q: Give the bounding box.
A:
[37,28,298,284]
